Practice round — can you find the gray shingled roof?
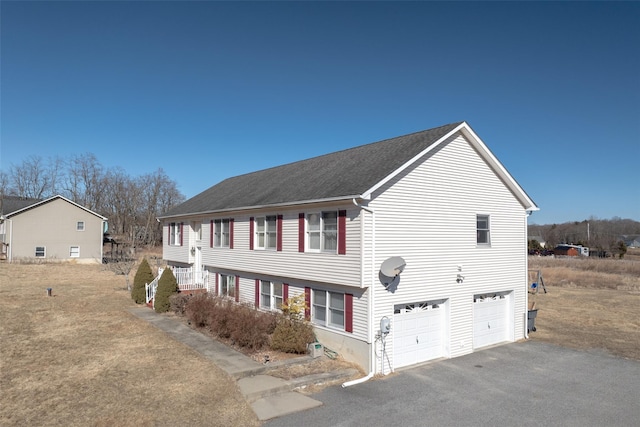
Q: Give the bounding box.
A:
[160,122,463,217]
[1,196,42,216]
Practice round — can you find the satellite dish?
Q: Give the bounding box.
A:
[380,256,406,278]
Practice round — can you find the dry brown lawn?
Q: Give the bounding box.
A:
[0,262,259,427]
[528,250,640,360]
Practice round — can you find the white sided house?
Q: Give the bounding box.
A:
[159,122,539,375]
[0,195,108,263]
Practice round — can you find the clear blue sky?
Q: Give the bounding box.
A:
[1,1,639,225]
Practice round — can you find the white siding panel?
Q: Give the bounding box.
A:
[369,134,528,371]
[197,207,362,288]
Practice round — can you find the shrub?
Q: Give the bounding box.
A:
[154,268,178,313]
[131,258,154,304]
[185,293,218,328]
[169,293,191,316]
[270,316,315,354]
[229,305,277,350]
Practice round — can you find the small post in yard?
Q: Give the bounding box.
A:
[46,288,52,297]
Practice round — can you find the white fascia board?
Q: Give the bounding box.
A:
[7,194,109,220]
[156,194,364,220]
[361,122,467,199]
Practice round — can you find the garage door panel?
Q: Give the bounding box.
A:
[393,301,447,369]
[473,295,509,349]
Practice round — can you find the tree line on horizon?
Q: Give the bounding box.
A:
[0,154,186,248]
[528,217,640,255]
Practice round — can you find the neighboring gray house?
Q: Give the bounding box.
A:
[0,195,107,263]
[622,235,640,249]
[159,122,539,374]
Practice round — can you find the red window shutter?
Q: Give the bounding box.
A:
[277,214,283,251]
[249,217,254,250]
[229,218,234,249]
[283,283,289,304]
[338,210,346,255]
[235,276,240,302]
[304,287,311,320]
[345,293,353,333]
[180,222,184,246]
[210,220,213,248]
[255,279,260,308]
[298,213,305,252]
[215,273,219,295]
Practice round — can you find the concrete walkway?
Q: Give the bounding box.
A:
[129,307,353,421]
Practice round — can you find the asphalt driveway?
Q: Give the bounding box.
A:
[265,341,640,426]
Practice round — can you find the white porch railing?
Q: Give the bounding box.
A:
[171,266,209,291]
[145,267,164,305]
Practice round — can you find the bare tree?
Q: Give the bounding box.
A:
[63,153,105,211]
[104,259,136,291]
[8,155,61,199]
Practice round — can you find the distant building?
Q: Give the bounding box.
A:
[554,244,589,257]
[621,235,640,249]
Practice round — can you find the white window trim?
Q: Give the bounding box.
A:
[70,246,80,258]
[214,219,230,248]
[255,215,277,250]
[76,221,85,231]
[312,289,345,330]
[169,222,181,246]
[306,211,338,253]
[219,274,236,298]
[35,246,46,257]
[477,214,491,246]
[259,280,283,311]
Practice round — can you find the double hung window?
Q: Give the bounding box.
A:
[70,246,80,258]
[76,221,85,231]
[312,289,344,329]
[255,216,277,249]
[477,215,490,245]
[214,219,230,247]
[35,246,45,257]
[219,274,236,298]
[260,280,283,310]
[307,211,337,251]
[169,223,182,246]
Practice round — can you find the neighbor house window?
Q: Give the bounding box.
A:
[169,222,182,246]
[477,215,490,245]
[70,246,80,258]
[312,289,344,329]
[35,246,45,257]
[255,216,277,249]
[307,211,337,251]
[214,219,230,247]
[76,221,85,231]
[219,274,236,298]
[260,280,283,310]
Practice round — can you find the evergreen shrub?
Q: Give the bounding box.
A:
[154,268,179,313]
[131,258,154,304]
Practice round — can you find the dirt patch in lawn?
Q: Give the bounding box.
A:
[0,263,259,427]
[528,254,640,361]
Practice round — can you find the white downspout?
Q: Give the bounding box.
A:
[343,198,376,388]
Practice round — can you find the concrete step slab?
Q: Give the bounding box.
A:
[250,391,323,421]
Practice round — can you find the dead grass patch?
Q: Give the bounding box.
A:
[0,263,258,427]
[528,256,640,360]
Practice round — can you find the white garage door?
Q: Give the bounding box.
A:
[393,300,447,369]
[473,293,510,349]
